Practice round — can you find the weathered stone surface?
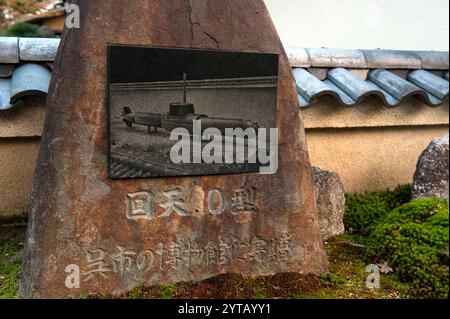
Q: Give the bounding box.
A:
[412,134,449,200]
[20,0,327,298]
[312,167,345,241]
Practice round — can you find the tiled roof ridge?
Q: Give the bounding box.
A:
[287,47,449,108]
[1,37,449,110]
[294,68,449,108]
[0,37,60,63]
[286,47,449,70]
[1,37,449,70]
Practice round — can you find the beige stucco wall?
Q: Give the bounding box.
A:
[0,97,45,218]
[0,138,40,218]
[42,16,65,32]
[302,96,449,193]
[306,125,449,194]
[302,96,449,130]
[264,0,449,51]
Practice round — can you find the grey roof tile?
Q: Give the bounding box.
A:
[1,38,449,111]
[307,48,368,68]
[0,63,52,110]
[18,38,60,61]
[327,68,376,101]
[293,68,330,101]
[362,49,422,69]
[322,79,355,105]
[0,37,19,64]
[297,93,309,107]
[0,78,12,110]
[290,47,449,108]
[408,69,450,100]
[414,51,449,70]
[295,67,449,108]
[10,64,51,104]
[368,69,422,101]
[288,47,449,70]
[285,47,311,68]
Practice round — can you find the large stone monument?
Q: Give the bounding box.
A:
[20,0,327,298]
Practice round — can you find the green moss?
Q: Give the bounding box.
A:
[344,184,412,235]
[0,239,23,299]
[4,22,42,37]
[319,273,348,286]
[253,291,268,299]
[159,284,177,299]
[73,293,90,299]
[127,286,145,299]
[0,240,23,261]
[0,261,21,299]
[367,198,449,299]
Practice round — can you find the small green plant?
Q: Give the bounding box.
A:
[319,273,348,286]
[344,185,412,234]
[0,239,23,299]
[0,240,24,261]
[4,22,42,37]
[253,290,268,299]
[127,285,145,299]
[0,261,21,299]
[73,292,90,299]
[367,198,449,299]
[159,284,177,299]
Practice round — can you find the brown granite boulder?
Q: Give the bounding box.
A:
[20,0,327,298]
[412,134,449,201]
[312,167,345,241]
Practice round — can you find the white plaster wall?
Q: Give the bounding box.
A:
[264,0,449,51]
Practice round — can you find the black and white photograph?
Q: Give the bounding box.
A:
[108,45,279,179]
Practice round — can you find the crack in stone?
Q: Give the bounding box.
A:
[188,0,195,46]
[187,0,220,48]
[194,22,220,48]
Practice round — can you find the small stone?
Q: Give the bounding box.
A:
[412,134,449,201]
[312,167,345,241]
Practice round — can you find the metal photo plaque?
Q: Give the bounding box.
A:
[108,45,279,178]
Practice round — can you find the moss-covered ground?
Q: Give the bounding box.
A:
[0,233,413,299]
[1,186,447,299]
[0,239,23,299]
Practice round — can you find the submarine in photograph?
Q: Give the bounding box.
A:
[121,74,259,134]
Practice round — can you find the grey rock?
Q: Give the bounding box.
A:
[313,167,345,241]
[412,134,449,200]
